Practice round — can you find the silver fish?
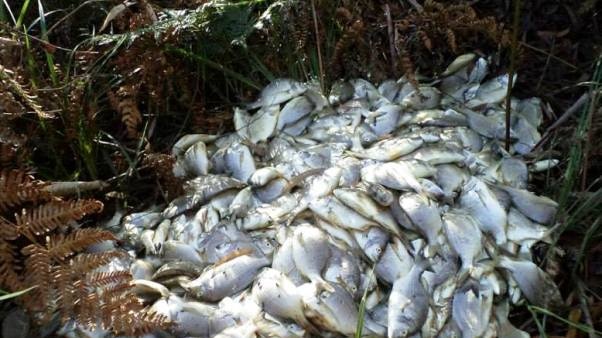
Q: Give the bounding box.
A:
[498,256,563,308]
[291,225,334,292]
[498,185,558,224]
[249,106,279,144]
[247,79,307,109]
[334,188,401,237]
[375,237,413,285]
[452,283,493,338]
[347,137,424,161]
[442,210,483,270]
[277,96,315,130]
[309,195,377,231]
[387,259,429,338]
[459,177,507,245]
[225,143,256,182]
[252,268,311,328]
[402,87,442,110]
[183,254,270,302]
[399,193,443,254]
[183,140,210,176]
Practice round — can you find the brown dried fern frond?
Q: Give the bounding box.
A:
[0,169,51,211]
[21,245,53,314]
[107,84,143,139]
[0,64,49,119]
[46,228,116,260]
[0,238,21,289]
[88,271,132,286]
[15,199,103,239]
[71,251,128,274]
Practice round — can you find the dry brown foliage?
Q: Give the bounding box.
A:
[0,169,169,335]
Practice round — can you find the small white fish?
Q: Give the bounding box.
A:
[459,177,507,244]
[277,96,315,130]
[334,188,401,236]
[247,79,307,109]
[348,137,424,161]
[498,185,558,224]
[183,254,270,302]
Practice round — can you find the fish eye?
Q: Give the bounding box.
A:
[320,291,329,299]
[375,247,382,254]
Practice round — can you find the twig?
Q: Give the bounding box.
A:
[532,92,590,151]
[581,84,600,190]
[520,41,579,70]
[406,0,424,12]
[535,37,555,92]
[46,0,108,36]
[504,0,522,151]
[384,4,396,76]
[577,281,598,338]
[310,0,324,93]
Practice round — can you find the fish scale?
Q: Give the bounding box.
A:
[95,56,562,338]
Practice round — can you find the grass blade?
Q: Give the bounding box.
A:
[15,0,31,28]
[0,286,37,301]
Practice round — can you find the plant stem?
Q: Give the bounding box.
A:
[504,0,521,151]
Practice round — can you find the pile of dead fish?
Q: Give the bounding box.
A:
[96,54,564,337]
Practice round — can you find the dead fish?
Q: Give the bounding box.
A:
[409,109,468,128]
[353,226,390,263]
[399,193,443,255]
[252,268,311,328]
[309,195,377,231]
[272,236,306,285]
[499,158,528,189]
[452,283,493,338]
[229,186,259,218]
[440,53,476,77]
[324,246,362,298]
[404,144,466,165]
[152,260,205,281]
[457,107,515,140]
[497,185,558,224]
[247,79,307,109]
[248,104,280,144]
[291,224,334,292]
[498,256,563,308]
[494,300,530,338]
[300,283,361,336]
[328,80,354,105]
[442,210,483,271]
[183,140,210,176]
[254,313,306,338]
[362,161,435,193]
[367,182,395,206]
[184,175,246,200]
[529,159,559,172]
[459,177,507,245]
[277,96,315,130]
[347,137,424,161]
[375,237,413,284]
[334,188,401,237]
[367,104,402,136]
[183,254,270,302]
[225,143,256,182]
[152,219,170,254]
[172,134,219,157]
[507,207,553,244]
[162,240,205,265]
[388,259,429,338]
[402,87,441,110]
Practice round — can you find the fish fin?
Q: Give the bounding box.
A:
[283,168,326,194]
[315,278,336,293]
